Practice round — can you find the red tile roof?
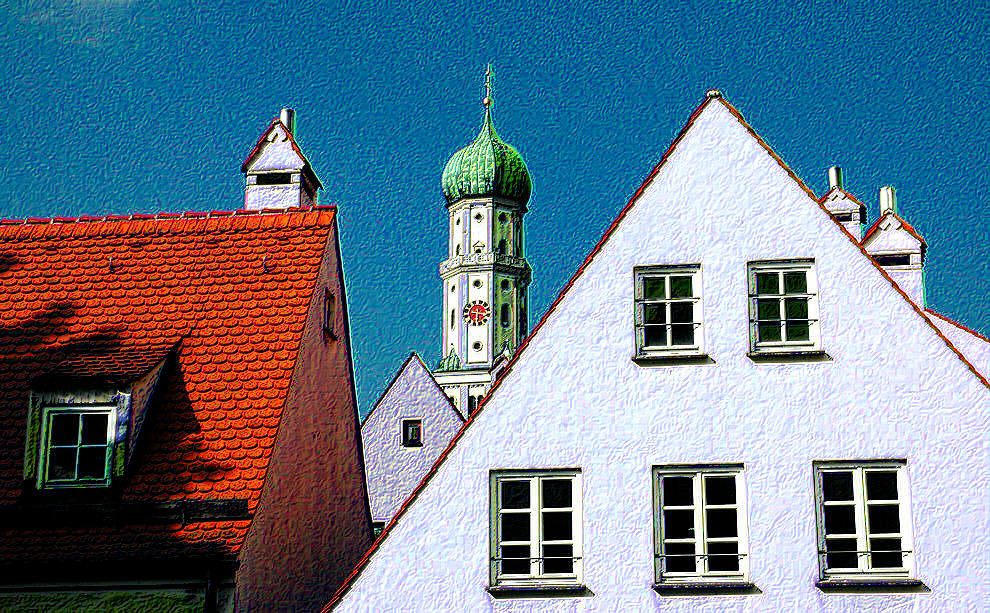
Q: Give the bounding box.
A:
[0,206,337,565]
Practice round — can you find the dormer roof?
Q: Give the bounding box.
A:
[0,206,338,566]
[862,210,927,248]
[241,119,323,189]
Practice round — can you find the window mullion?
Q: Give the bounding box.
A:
[855,468,869,571]
[531,478,541,577]
[695,475,706,575]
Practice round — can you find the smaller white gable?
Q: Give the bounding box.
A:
[244,122,307,174]
[861,212,925,255]
[361,353,465,525]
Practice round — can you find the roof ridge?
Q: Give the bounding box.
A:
[0,205,336,228]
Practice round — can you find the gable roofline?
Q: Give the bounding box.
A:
[925,308,990,344]
[360,352,464,428]
[240,118,324,190]
[861,210,927,247]
[321,91,990,612]
[819,187,867,209]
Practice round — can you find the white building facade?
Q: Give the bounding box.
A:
[329,92,989,611]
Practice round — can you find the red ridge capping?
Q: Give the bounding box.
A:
[321,92,990,613]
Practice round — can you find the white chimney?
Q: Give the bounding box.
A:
[879,186,897,216]
[828,166,843,191]
[280,108,295,134]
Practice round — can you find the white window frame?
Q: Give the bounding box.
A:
[490,470,583,587]
[401,418,422,447]
[814,461,914,581]
[653,465,749,584]
[747,259,821,353]
[634,265,704,358]
[39,404,116,488]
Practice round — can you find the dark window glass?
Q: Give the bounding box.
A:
[707,541,739,571]
[825,538,858,569]
[643,278,665,300]
[542,479,571,508]
[663,476,693,506]
[500,545,530,574]
[644,305,666,325]
[758,322,781,343]
[256,173,291,185]
[500,304,510,327]
[756,299,780,321]
[402,420,422,446]
[50,414,78,446]
[704,476,735,505]
[663,510,694,539]
[824,505,856,534]
[786,321,810,341]
[80,413,108,445]
[669,302,692,323]
[542,544,573,574]
[870,538,903,568]
[783,271,807,294]
[756,272,778,294]
[784,297,808,320]
[866,472,898,501]
[501,481,529,509]
[542,511,572,541]
[500,513,529,541]
[705,509,737,538]
[663,542,696,573]
[644,326,666,347]
[671,324,694,345]
[868,505,900,534]
[48,448,76,480]
[77,447,107,479]
[822,472,854,501]
[670,276,692,299]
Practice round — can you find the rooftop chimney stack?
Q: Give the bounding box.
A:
[828,166,844,191]
[879,186,897,216]
[280,108,295,135]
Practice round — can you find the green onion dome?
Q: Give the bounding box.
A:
[441,106,531,205]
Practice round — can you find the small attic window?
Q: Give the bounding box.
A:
[323,289,337,340]
[256,173,292,185]
[873,254,911,267]
[833,212,854,222]
[41,406,115,488]
[402,419,422,447]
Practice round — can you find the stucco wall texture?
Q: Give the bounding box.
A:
[331,100,989,611]
[362,355,464,524]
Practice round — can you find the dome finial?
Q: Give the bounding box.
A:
[482,64,493,109]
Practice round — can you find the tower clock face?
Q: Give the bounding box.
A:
[463,300,490,325]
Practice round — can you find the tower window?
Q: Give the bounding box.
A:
[501,304,510,327]
[323,289,337,339]
[473,279,482,288]
[468,396,477,415]
[501,280,510,291]
[497,240,507,255]
[256,173,292,185]
[498,213,508,223]
[451,310,455,329]
[456,245,461,256]
[474,213,484,222]
[472,342,482,351]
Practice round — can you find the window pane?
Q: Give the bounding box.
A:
[644,325,667,347]
[706,541,739,572]
[822,472,854,501]
[671,324,694,346]
[80,413,109,445]
[644,304,666,325]
[662,476,693,506]
[870,538,903,568]
[542,511,572,541]
[868,504,900,534]
[50,414,79,446]
[758,322,781,343]
[663,510,694,539]
[825,538,858,569]
[704,476,735,505]
[783,271,807,294]
[670,276,693,299]
[501,481,530,509]
[542,544,573,574]
[77,446,107,479]
[669,302,692,323]
[866,471,898,501]
[786,321,810,342]
[705,508,737,538]
[47,448,77,480]
[542,479,571,508]
[500,545,530,575]
[756,299,780,321]
[824,505,856,535]
[663,542,696,573]
[784,297,808,320]
[755,272,778,295]
[500,513,530,541]
[643,277,665,300]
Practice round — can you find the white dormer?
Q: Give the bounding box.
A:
[241,108,322,211]
[861,186,927,306]
[820,167,866,241]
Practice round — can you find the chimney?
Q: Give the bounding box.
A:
[828,166,843,191]
[879,186,897,216]
[280,108,295,134]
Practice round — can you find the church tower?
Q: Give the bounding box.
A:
[433,68,532,416]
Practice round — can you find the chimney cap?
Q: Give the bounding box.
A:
[828,166,844,191]
[279,108,295,134]
[705,89,722,99]
[879,185,897,215]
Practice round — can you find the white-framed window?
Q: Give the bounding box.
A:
[401,419,422,447]
[634,265,703,357]
[747,259,820,352]
[490,470,583,587]
[653,465,748,583]
[40,405,115,488]
[814,461,914,580]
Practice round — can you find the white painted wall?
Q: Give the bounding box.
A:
[334,99,989,612]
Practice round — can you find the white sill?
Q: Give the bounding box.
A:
[633,353,714,366]
[653,581,761,596]
[815,578,929,594]
[487,584,592,599]
[747,349,831,363]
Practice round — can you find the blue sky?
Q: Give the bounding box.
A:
[3,1,987,416]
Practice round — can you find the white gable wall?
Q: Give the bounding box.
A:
[332,101,989,611]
